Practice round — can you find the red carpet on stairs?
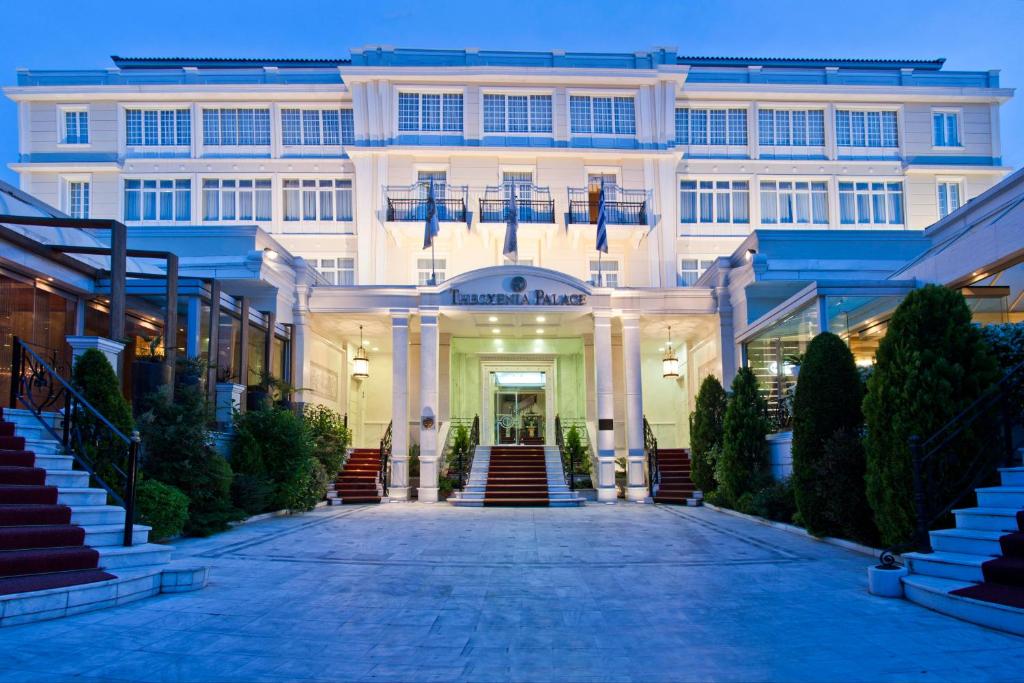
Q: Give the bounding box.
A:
[484,446,549,506]
[333,448,382,504]
[0,411,115,596]
[952,510,1024,608]
[653,449,696,504]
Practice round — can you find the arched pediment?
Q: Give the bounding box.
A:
[431,265,593,308]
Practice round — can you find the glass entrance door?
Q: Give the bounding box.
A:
[492,371,546,445]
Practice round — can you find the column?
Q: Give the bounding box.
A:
[593,312,617,503]
[185,296,202,358]
[621,314,647,502]
[417,309,440,502]
[389,313,411,500]
[238,296,251,411]
[206,279,222,404]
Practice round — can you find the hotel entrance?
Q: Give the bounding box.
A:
[491,371,547,445]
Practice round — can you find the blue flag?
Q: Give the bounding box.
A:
[423,177,440,250]
[595,180,609,254]
[503,182,519,262]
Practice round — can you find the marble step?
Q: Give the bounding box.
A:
[84,523,152,547]
[975,486,1024,509]
[904,550,987,583]
[902,574,1024,637]
[57,488,108,507]
[97,543,172,571]
[70,505,126,526]
[45,470,91,488]
[953,507,1022,532]
[930,527,1006,556]
[1000,467,1024,486]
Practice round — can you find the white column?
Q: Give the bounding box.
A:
[621,315,647,502]
[593,313,617,503]
[66,336,125,377]
[389,313,411,500]
[417,309,440,502]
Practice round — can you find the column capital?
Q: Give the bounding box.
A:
[391,311,410,326]
[619,312,641,326]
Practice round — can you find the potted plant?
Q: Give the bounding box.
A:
[247,369,298,411]
[563,425,591,488]
[525,414,538,438]
[131,335,172,411]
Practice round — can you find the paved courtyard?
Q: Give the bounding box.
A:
[1,503,1022,682]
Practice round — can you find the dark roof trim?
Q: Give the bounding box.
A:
[111,56,351,69]
[678,56,946,70]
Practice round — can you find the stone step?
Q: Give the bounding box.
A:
[22,439,63,456]
[976,486,1024,509]
[1000,467,1024,487]
[70,505,125,526]
[954,507,1023,532]
[83,524,151,547]
[902,574,1024,637]
[930,527,1007,556]
[904,550,987,583]
[57,488,108,507]
[2,409,62,430]
[44,470,91,488]
[97,543,172,571]
[30,454,75,471]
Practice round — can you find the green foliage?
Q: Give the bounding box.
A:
[231,406,322,512]
[717,367,771,505]
[562,425,590,476]
[72,349,134,486]
[409,442,421,477]
[791,332,867,538]
[135,478,188,542]
[864,285,999,547]
[138,383,239,536]
[978,322,1024,371]
[737,478,797,524]
[816,428,879,545]
[231,473,273,515]
[303,404,351,479]
[689,375,728,493]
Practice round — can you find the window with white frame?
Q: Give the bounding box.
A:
[589,259,619,287]
[312,258,355,285]
[282,179,353,222]
[838,181,904,225]
[124,179,191,222]
[759,181,829,225]
[202,179,272,221]
[202,108,271,146]
[417,258,447,285]
[937,180,962,218]
[675,108,747,145]
[397,93,463,132]
[281,109,355,146]
[61,109,89,145]
[835,110,899,148]
[679,180,750,224]
[932,111,961,147]
[482,94,553,133]
[126,108,190,146]
[679,258,715,286]
[569,96,636,135]
[757,109,825,147]
[65,180,89,219]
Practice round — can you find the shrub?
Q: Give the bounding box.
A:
[562,425,590,476]
[72,349,134,486]
[303,404,351,478]
[817,428,879,545]
[978,322,1024,415]
[738,478,797,524]
[689,375,727,493]
[717,367,771,505]
[864,285,999,547]
[231,407,321,512]
[138,383,239,536]
[136,478,189,542]
[231,473,273,515]
[791,332,866,539]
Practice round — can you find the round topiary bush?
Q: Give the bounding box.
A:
[135,478,189,542]
[791,332,873,541]
[689,375,727,493]
[72,349,134,487]
[717,367,771,505]
[864,284,999,548]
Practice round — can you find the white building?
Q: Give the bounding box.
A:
[3,46,1015,503]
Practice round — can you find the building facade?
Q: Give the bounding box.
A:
[3,46,1014,503]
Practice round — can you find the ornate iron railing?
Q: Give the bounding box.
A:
[440,416,478,490]
[643,416,660,499]
[384,182,469,223]
[479,199,556,224]
[556,416,593,491]
[567,185,647,225]
[8,336,140,547]
[880,359,1024,567]
[379,420,392,497]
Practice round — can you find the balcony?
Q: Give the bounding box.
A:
[385,182,468,223]
[479,185,555,224]
[567,185,647,226]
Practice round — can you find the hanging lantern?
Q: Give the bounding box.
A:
[662,325,680,379]
[353,325,370,380]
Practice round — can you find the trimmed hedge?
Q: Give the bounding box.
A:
[136,478,189,542]
[689,375,727,493]
[231,406,321,512]
[717,367,770,505]
[72,349,134,487]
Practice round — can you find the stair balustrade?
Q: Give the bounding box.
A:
[643,416,660,499]
[378,421,392,497]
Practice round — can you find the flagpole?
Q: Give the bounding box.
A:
[431,239,436,286]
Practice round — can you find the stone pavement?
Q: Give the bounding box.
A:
[1,503,1022,682]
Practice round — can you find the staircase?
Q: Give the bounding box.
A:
[652,448,699,505]
[449,445,584,507]
[328,448,383,504]
[902,466,1024,635]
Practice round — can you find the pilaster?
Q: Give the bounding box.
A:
[417,309,440,502]
[593,312,617,503]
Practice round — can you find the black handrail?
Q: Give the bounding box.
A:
[379,420,392,497]
[555,415,572,491]
[881,359,1024,566]
[479,199,556,224]
[567,200,647,226]
[468,415,480,490]
[386,197,468,223]
[643,416,660,499]
[439,417,476,490]
[9,336,140,547]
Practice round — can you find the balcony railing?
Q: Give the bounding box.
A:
[479,184,555,223]
[567,185,648,225]
[385,182,469,223]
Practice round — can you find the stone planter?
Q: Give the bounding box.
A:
[867,564,908,598]
[766,431,794,480]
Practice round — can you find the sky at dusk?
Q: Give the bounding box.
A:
[1,0,1021,186]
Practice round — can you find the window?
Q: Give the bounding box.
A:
[759,181,829,225]
[397,93,463,132]
[757,109,824,146]
[62,109,89,144]
[281,109,355,145]
[589,260,619,287]
[933,111,960,147]
[836,110,898,148]
[569,96,635,135]
[679,259,715,287]
[417,258,446,285]
[313,258,355,285]
[679,180,750,224]
[66,181,89,219]
[838,182,904,225]
[482,94,553,134]
[124,179,191,222]
[675,108,747,145]
[201,108,270,146]
[201,179,272,221]
[125,108,190,146]
[282,179,353,221]
[937,181,962,218]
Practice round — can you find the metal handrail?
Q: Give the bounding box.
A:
[643,416,660,499]
[379,421,392,497]
[479,198,556,224]
[439,416,476,490]
[556,416,592,491]
[9,336,140,546]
